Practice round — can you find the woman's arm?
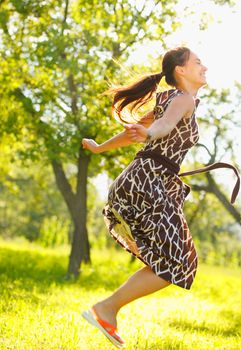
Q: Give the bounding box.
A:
[82,130,134,154]
[82,110,154,154]
[136,110,154,128]
[124,94,195,143]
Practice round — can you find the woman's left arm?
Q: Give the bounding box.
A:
[124,94,195,143]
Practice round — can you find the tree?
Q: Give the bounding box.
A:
[0,0,180,277]
[1,0,237,278]
[183,87,241,227]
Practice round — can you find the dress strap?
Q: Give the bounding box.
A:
[134,150,180,174]
[134,149,240,204]
[179,162,240,205]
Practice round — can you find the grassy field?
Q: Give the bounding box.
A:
[0,239,240,350]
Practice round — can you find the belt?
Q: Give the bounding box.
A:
[134,149,240,204]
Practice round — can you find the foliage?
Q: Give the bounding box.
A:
[87,181,109,249]
[1,0,231,176]
[212,0,237,5]
[0,0,179,175]
[0,155,109,248]
[197,87,241,164]
[0,159,70,241]
[196,235,241,267]
[0,0,240,274]
[184,190,239,242]
[38,215,70,247]
[0,239,240,349]
[181,86,241,235]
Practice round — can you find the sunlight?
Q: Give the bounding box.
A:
[128,0,241,90]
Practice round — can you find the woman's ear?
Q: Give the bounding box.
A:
[175,65,185,77]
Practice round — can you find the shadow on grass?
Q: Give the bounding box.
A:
[168,318,240,338]
[0,247,67,290]
[0,246,136,295]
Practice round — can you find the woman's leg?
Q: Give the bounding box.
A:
[93,265,171,327]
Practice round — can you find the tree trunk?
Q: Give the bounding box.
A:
[191,173,241,225]
[51,153,91,278]
[206,173,241,224]
[68,153,91,277]
[68,219,90,277]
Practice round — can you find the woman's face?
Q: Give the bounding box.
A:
[177,51,208,88]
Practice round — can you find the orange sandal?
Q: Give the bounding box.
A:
[82,307,125,348]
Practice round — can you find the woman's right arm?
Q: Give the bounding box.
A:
[82,110,154,154]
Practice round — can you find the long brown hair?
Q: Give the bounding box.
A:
[107,47,191,123]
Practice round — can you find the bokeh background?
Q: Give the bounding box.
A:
[0,1,240,349]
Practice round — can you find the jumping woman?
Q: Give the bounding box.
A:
[81,47,240,348]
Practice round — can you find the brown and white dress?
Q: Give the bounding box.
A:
[102,88,240,290]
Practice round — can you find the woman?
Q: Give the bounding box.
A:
[81,47,239,348]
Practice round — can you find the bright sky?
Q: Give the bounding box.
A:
[93,0,241,201]
[131,0,241,90]
[175,2,241,89]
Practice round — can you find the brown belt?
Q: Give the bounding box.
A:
[134,149,240,204]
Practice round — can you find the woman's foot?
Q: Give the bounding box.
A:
[82,305,125,348]
[93,300,118,328]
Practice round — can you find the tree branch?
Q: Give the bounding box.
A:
[191,184,212,192]
[205,173,241,223]
[196,143,213,159]
[76,151,90,198]
[192,174,241,224]
[61,0,69,36]
[67,74,78,115]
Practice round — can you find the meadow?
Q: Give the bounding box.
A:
[0,239,240,350]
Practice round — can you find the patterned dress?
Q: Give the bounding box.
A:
[102,88,200,290]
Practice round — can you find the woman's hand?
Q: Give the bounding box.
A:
[82,138,100,154]
[124,124,148,143]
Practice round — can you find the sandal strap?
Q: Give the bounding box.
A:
[92,307,117,333]
[91,307,124,343]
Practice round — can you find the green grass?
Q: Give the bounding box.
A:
[0,239,240,350]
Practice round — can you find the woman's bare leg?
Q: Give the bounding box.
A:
[93,265,171,327]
